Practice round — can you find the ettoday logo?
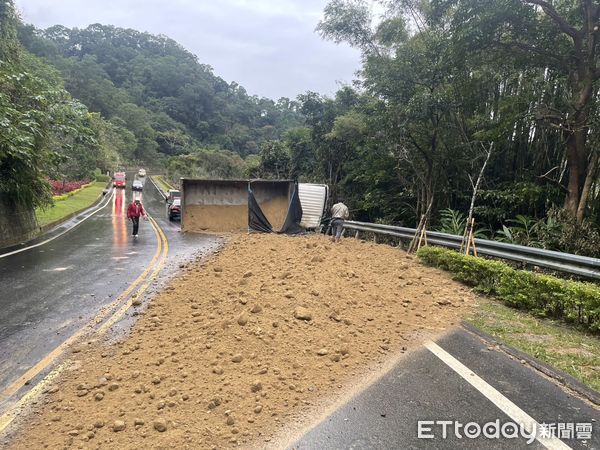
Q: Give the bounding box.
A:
[417,420,593,444]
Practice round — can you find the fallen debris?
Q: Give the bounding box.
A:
[6,234,474,449]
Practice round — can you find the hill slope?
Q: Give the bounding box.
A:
[17,23,303,164]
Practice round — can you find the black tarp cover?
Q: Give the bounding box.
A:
[248,188,273,233]
[248,182,303,234]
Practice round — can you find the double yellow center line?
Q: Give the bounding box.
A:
[0,215,169,435]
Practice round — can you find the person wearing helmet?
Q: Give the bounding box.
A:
[127,198,147,237]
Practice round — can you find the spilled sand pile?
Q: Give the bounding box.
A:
[6,234,475,449]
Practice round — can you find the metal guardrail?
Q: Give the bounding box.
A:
[343,220,600,281]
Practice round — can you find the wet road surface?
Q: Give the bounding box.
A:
[1,176,598,449]
[0,173,220,409]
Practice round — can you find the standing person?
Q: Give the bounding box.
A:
[330,200,349,243]
[127,199,147,237]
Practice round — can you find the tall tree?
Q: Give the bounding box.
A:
[434,0,600,222]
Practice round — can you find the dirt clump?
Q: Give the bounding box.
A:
[5,233,474,449]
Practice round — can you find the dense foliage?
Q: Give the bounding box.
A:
[283,0,600,256]
[418,246,600,331]
[0,0,108,208]
[48,179,91,196]
[18,22,303,169]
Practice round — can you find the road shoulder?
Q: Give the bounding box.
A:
[292,327,598,449]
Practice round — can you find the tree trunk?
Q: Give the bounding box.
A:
[466,144,493,227]
[563,73,592,220]
[564,133,582,216]
[522,0,599,223]
[563,126,589,220]
[577,151,599,223]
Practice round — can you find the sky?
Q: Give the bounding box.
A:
[14,0,365,100]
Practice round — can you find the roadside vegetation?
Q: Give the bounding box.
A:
[48,179,92,198]
[468,298,600,392]
[152,175,174,194]
[35,181,107,227]
[2,0,600,257]
[418,246,600,390]
[417,246,600,331]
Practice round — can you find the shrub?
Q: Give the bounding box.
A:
[437,209,490,238]
[493,209,600,258]
[438,208,466,236]
[417,245,508,294]
[49,179,91,196]
[52,194,69,202]
[95,174,110,182]
[417,246,600,331]
[536,208,600,258]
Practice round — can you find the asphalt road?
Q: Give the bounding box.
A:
[292,327,599,450]
[0,172,220,410]
[1,176,598,449]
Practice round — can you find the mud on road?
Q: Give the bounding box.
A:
[5,234,475,449]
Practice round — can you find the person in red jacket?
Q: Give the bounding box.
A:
[127,199,147,237]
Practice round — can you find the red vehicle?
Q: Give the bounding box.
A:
[113,171,126,188]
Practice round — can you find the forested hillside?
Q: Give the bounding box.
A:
[2,0,599,256]
[17,22,303,176]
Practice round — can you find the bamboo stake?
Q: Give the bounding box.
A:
[416,216,429,251]
[464,217,478,256]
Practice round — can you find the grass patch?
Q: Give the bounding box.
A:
[468,298,600,391]
[153,175,174,194]
[36,181,107,227]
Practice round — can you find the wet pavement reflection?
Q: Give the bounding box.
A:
[0,172,221,395]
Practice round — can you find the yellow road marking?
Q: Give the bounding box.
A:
[97,217,168,334]
[0,215,169,436]
[0,364,67,434]
[0,223,162,401]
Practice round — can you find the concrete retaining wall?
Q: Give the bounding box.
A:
[0,194,37,248]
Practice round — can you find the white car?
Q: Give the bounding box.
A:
[132,180,143,191]
[138,168,146,177]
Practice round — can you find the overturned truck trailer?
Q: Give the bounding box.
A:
[181,179,302,233]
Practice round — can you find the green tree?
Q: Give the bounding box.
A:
[285,127,315,180]
[258,141,291,179]
[433,0,600,222]
[0,0,98,206]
